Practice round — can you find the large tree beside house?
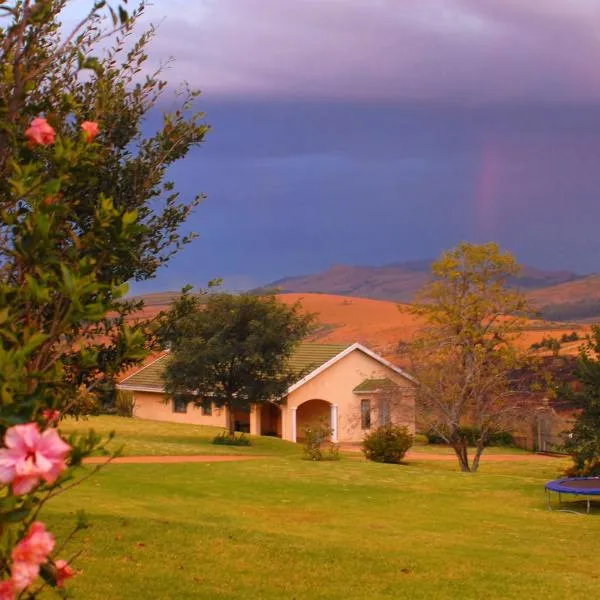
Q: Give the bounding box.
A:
[404,242,533,472]
[159,290,315,436]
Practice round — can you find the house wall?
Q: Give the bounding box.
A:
[133,391,228,427]
[283,350,416,443]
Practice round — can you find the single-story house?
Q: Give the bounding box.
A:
[117,342,417,443]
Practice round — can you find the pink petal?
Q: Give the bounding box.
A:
[12,475,39,495]
[5,424,39,452]
[38,429,70,459]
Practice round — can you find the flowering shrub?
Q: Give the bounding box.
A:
[0,1,209,595]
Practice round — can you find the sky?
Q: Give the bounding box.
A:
[81,1,600,292]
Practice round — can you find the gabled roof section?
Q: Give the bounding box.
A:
[288,343,350,376]
[118,342,417,394]
[286,342,417,395]
[118,353,170,392]
[353,377,399,394]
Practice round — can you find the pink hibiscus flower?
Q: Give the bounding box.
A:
[41,409,60,424]
[11,561,38,592]
[81,121,100,142]
[25,117,56,146]
[12,522,55,565]
[0,580,14,600]
[54,560,75,587]
[0,423,70,494]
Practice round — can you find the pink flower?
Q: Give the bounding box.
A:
[12,522,55,565]
[81,121,99,142]
[42,409,60,424]
[25,117,55,146]
[0,424,70,494]
[0,580,14,600]
[54,560,75,587]
[11,561,38,592]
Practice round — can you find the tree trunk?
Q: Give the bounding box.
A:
[227,404,236,436]
[471,443,486,473]
[452,440,472,472]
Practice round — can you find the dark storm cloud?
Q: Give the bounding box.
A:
[129,1,600,293]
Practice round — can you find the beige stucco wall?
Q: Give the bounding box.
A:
[133,391,228,427]
[281,349,416,443]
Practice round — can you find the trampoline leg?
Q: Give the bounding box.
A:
[558,492,562,505]
[546,490,552,511]
[587,498,591,514]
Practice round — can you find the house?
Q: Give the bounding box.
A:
[117,342,417,443]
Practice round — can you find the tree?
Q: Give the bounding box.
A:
[0,0,209,415]
[159,291,314,436]
[0,1,208,594]
[564,325,600,476]
[405,242,532,472]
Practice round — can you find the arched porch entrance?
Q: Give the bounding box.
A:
[293,399,338,443]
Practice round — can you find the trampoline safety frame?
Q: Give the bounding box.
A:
[545,477,600,515]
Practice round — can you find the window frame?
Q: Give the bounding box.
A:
[361,398,372,430]
[173,397,188,414]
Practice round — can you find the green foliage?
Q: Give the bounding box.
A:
[407,242,532,472]
[564,325,600,475]
[115,389,135,417]
[159,290,315,434]
[530,336,562,355]
[413,433,429,445]
[425,427,514,447]
[362,425,413,464]
[302,424,340,461]
[0,1,207,594]
[212,432,252,447]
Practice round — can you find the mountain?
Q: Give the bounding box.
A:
[528,275,600,321]
[263,261,584,304]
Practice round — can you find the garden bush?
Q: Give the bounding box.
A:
[413,433,429,445]
[425,427,514,447]
[212,432,252,446]
[302,424,340,461]
[362,425,413,464]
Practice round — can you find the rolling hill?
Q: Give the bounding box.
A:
[528,275,600,321]
[262,261,584,305]
[131,290,590,363]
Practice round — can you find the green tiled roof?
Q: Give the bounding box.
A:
[120,343,350,391]
[120,354,170,390]
[353,377,398,394]
[287,343,350,376]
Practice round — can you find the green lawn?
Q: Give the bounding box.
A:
[61,415,301,457]
[39,417,600,599]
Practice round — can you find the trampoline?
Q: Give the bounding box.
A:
[545,477,600,514]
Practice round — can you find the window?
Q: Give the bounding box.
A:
[173,398,188,414]
[380,399,390,426]
[201,402,212,416]
[361,399,371,429]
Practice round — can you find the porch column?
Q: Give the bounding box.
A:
[291,407,297,443]
[250,405,261,436]
[331,404,339,443]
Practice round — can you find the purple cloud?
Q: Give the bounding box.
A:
[142,0,600,102]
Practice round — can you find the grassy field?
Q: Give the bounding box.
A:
[39,417,600,599]
[61,415,530,458]
[60,415,302,457]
